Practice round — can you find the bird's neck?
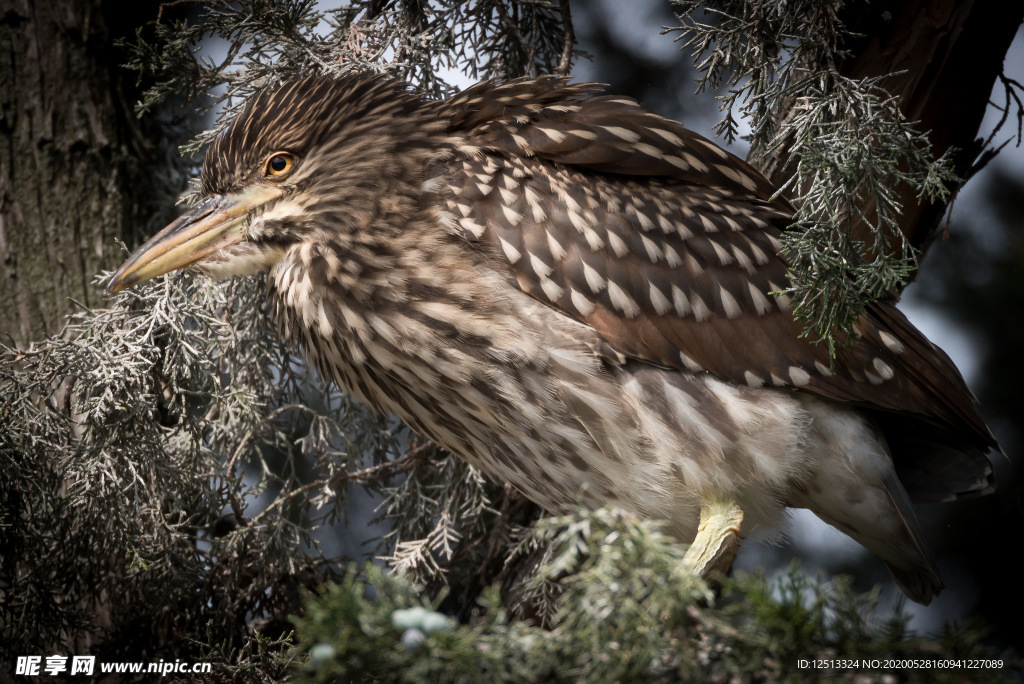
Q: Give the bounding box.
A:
[267,211,527,408]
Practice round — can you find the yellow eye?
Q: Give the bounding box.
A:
[263,152,296,179]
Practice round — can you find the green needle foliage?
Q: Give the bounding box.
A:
[289,508,1016,684]
[122,0,580,160]
[669,0,958,356]
[3,272,365,667]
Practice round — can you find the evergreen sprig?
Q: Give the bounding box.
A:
[0,271,401,674]
[289,510,1016,683]
[669,0,958,354]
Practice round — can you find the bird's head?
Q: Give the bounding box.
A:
[107,74,438,294]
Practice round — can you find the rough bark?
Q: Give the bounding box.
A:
[0,0,144,348]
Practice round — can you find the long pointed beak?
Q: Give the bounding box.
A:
[106,184,285,294]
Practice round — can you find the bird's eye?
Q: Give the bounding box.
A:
[263,152,296,179]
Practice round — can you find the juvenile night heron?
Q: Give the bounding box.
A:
[108,73,998,604]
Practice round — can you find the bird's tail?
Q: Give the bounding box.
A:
[801,468,943,604]
[790,398,944,605]
[876,470,944,605]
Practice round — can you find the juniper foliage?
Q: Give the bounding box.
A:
[288,509,1016,683]
[2,272,370,666]
[668,0,959,356]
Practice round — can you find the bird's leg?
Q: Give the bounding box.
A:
[683,498,744,583]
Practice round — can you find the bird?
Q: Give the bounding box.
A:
[107,72,998,605]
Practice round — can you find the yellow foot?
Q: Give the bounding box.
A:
[682,498,744,582]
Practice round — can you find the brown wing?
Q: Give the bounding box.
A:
[435,78,998,457]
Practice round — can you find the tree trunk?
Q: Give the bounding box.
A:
[0,0,144,348]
